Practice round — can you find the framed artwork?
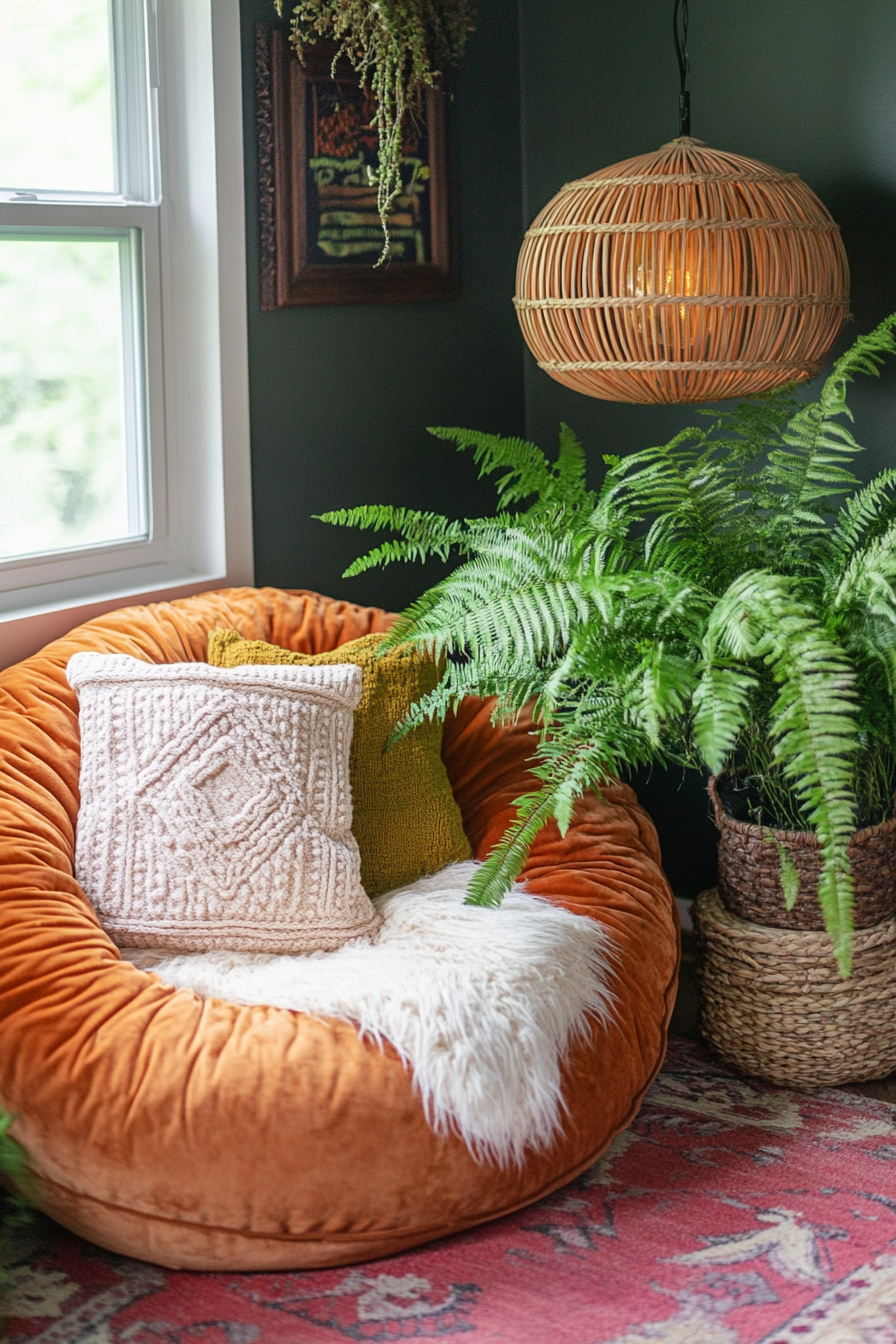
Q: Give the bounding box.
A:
[256,25,455,307]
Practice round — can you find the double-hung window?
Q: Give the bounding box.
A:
[0,0,253,666]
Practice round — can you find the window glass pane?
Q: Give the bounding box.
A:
[0,0,116,193]
[0,234,146,562]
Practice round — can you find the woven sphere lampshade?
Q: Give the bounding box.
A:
[514,137,850,405]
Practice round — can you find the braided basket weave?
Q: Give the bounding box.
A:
[514,137,849,405]
[709,775,896,930]
[694,888,896,1088]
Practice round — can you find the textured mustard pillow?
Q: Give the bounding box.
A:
[208,629,472,896]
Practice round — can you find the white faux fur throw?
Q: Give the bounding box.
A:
[123,862,616,1166]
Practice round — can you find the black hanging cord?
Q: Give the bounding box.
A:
[673,0,691,137]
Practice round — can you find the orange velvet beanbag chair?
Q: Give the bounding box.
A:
[0,587,678,1271]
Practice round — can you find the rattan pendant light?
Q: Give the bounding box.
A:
[514,2,849,405]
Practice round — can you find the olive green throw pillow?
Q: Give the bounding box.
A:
[207,629,471,897]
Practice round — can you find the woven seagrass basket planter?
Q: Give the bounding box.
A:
[693,888,896,1088]
[514,136,849,406]
[708,775,896,931]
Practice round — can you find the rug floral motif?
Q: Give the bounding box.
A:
[6,1037,896,1344]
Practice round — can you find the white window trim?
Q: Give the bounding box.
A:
[0,0,253,671]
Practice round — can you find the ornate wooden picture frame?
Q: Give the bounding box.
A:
[256,24,455,308]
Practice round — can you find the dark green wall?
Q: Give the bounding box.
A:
[239,0,526,615]
[239,2,896,902]
[516,0,896,899]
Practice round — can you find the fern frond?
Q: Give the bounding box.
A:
[315,506,469,574]
[465,787,562,906]
[820,310,896,407]
[709,570,859,972]
[632,646,697,746]
[465,701,660,907]
[763,836,801,911]
[404,575,591,664]
[831,523,896,625]
[465,738,621,907]
[603,570,713,643]
[698,384,802,467]
[611,427,712,517]
[611,427,749,588]
[389,661,545,744]
[427,426,556,510]
[828,468,896,562]
[554,423,590,508]
[845,618,896,719]
[755,314,896,566]
[381,520,597,666]
[692,664,758,776]
[316,504,448,534]
[427,423,596,517]
[339,537,450,576]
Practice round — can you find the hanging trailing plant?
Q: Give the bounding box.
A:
[275,0,476,263]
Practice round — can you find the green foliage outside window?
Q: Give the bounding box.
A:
[321,314,896,977]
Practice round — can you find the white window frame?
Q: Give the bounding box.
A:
[0,0,253,670]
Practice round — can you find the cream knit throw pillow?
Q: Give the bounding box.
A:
[67,653,381,953]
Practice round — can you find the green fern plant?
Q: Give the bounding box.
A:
[320,313,896,976]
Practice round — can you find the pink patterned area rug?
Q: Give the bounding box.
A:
[7,1036,896,1344]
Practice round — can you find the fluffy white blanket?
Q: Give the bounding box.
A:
[123,862,615,1166]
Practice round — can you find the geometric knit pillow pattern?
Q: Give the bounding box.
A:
[207,630,472,898]
[67,652,382,953]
